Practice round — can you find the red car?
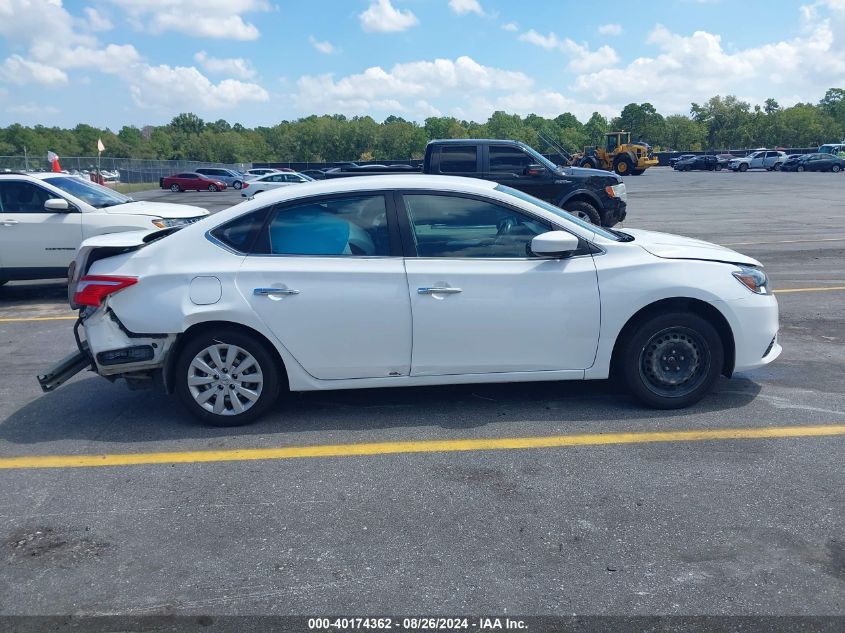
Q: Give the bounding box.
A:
[161,172,228,192]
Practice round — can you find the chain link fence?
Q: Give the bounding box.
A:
[0,156,250,185]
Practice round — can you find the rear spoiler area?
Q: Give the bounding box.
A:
[68,228,179,309]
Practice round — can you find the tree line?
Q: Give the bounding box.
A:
[2,89,843,164]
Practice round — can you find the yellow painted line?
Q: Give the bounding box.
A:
[0,424,842,471]
[774,286,845,294]
[723,237,845,246]
[0,315,76,323]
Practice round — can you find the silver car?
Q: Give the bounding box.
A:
[195,167,246,190]
[728,150,786,172]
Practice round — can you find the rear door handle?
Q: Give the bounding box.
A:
[1,219,19,226]
[254,287,300,296]
[418,287,462,295]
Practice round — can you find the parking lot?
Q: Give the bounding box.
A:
[0,169,843,615]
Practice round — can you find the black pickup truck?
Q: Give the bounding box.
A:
[315,139,627,226]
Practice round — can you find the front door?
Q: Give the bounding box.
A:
[236,192,412,380]
[0,180,81,271]
[399,192,601,376]
[484,144,559,201]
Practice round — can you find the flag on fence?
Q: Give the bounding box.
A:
[97,138,105,153]
[47,151,61,173]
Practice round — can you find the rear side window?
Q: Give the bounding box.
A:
[489,146,532,173]
[260,195,391,257]
[209,208,270,253]
[438,146,477,173]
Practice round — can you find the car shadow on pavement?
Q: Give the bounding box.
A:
[0,374,762,447]
[0,280,68,305]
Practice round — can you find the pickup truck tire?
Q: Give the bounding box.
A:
[739,163,749,172]
[561,200,600,225]
[621,311,723,409]
[175,328,281,426]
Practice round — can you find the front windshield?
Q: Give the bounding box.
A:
[517,143,560,171]
[43,176,132,208]
[495,184,621,241]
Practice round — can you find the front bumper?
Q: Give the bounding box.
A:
[600,197,627,226]
[723,293,781,373]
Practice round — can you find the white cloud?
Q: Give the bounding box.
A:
[570,5,845,114]
[6,103,60,115]
[359,0,419,33]
[598,23,622,36]
[295,55,546,118]
[106,0,271,40]
[83,6,113,31]
[519,30,620,72]
[194,51,257,78]
[449,0,484,16]
[130,64,269,110]
[501,22,518,31]
[0,55,68,85]
[309,36,336,54]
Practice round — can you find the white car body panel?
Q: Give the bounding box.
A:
[74,175,780,397]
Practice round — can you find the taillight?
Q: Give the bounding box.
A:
[243,182,249,188]
[73,275,138,307]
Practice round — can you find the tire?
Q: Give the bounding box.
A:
[739,163,748,172]
[561,200,601,225]
[208,184,218,192]
[797,165,805,172]
[613,157,634,176]
[832,164,841,173]
[170,183,180,192]
[175,328,282,426]
[578,158,596,169]
[620,311,724,409]
[684,165,692,172]
[233,180,243,190]
[774,163,782,171]
[716,164,722,171]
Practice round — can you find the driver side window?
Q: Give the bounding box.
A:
[403,194,549,258]
[0,181,54,213]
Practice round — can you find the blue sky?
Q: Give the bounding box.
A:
[0,0,843,129]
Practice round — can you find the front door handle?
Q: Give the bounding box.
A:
[418,287,462,295]
[254,287,300,296]
[1,219,19,226]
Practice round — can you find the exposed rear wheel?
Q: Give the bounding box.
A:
[562,200,601,225]
[621,312,723,409]
[175,328,281,426]
[613,157,633,176]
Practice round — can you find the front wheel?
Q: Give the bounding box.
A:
[208,184,218,192]
[620,312,724,409]
[774,163,782,171]
[739,163,749,172]
[716,164,723,171]
[561,200,601,225]
[175,328,282,426]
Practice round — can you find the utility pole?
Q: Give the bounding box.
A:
[23,145,28,171]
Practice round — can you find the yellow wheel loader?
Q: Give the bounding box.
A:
[574,132,658,176]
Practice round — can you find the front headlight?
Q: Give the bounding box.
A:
[605,183,627,203]
[151,216,203,229]
[733,265,770,294]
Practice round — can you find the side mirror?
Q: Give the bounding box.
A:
[530,231,580,257]
[44,198,70,212]
[524,164,545,177]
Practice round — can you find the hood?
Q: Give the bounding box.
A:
[563,166,622,180]
[623,228,761,266]
[103,200,209,219]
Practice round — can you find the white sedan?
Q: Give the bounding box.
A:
[242,171,314,197]
[40,176,781,426]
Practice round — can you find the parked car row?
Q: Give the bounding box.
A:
[672,149,844,173]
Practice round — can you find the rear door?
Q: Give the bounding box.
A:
[399,191,600,375]
[0,180,82,271]
[235,192,412,380]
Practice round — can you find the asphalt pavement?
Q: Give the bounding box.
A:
[0,169,843,617]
